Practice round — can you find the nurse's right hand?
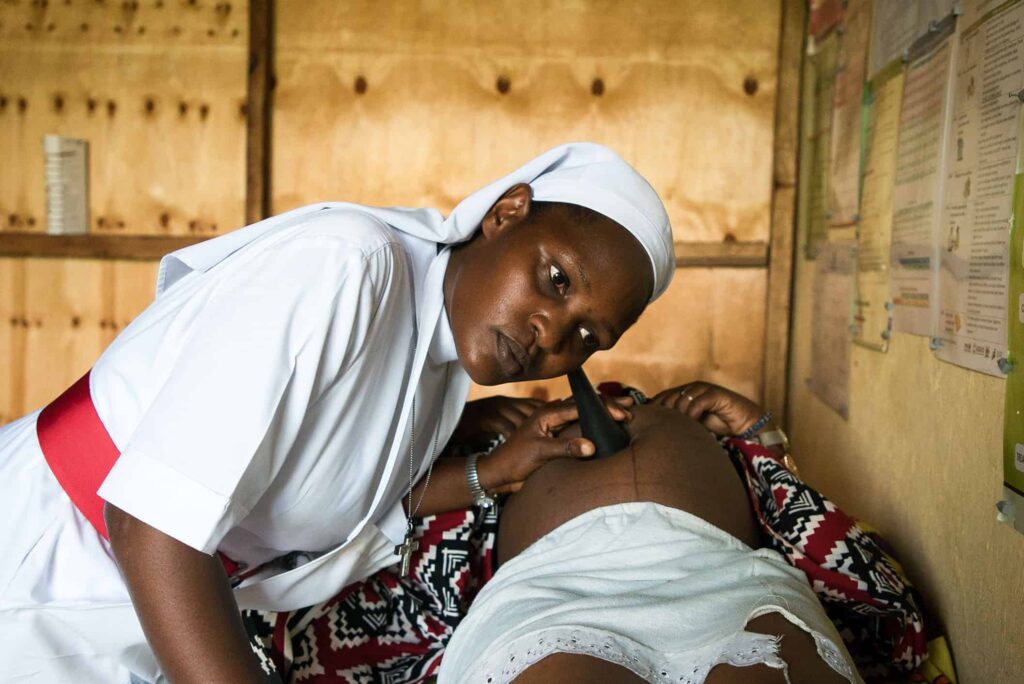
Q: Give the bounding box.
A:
[478,399,630,495]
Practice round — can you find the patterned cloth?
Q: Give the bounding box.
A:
[724,437,928,682]
[242,423,935,683]
[244,503,499,683]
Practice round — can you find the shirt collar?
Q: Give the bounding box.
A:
[429,301,459,364]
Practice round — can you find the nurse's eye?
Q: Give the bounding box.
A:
[549,264,570,293]
[579,326,599,350]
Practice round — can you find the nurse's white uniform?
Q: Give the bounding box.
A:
[0,206,471,683]
[0,142,676,683]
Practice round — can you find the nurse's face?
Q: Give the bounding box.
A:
[443,184,654,386]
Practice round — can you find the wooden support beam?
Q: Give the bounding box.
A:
[674,240,768,268]
[762,0,807,427]
[0,233,204,261]
[246,0,273,223]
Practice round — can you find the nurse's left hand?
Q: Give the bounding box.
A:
[452,395,545,444]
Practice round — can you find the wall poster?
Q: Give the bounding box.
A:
[855,60,907,350]
[934,0,1024,374]
[869,0,951,78]
[806,32,841,259]
[809,241,856,418]
[890,14,959,335]
[829,0,873,228]
[1002,101,1024,535]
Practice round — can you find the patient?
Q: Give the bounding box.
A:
[437,404,861,684]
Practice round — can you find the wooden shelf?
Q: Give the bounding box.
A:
[0,233,770,267]
[673,240,768,268]
[0,232,206,261]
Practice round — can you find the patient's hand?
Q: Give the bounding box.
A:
[651,381,765,438]
[452,395,545,444]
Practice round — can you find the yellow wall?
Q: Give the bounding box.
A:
[788,233,1024,681]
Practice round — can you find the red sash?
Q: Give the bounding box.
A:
[36,371,241,576]
[37,372,119,538]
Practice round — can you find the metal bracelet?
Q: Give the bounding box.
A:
[465,451,496,510]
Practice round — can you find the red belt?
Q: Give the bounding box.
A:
[36,371,242,577]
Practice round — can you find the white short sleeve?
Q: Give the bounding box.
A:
[98,227,402,554]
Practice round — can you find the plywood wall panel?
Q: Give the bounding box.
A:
[2,256,157,419]
[0,258,27,424]
[0,0,248,237]
[273,0,780,243]
[469,268,767,403]
[276,1,773,70]
[112,260,160,332]
[0,0,245,419]
[20,259,107,411]
[2,1,783,428]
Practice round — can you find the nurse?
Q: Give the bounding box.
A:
[0,143,674,682]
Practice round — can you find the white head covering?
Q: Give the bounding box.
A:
[157,143,673,301]
[441,143,674,302]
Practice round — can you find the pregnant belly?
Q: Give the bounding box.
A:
[497,404,759,563]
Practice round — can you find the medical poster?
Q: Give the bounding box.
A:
[868,0,951,78]
[855,61,906,351]
[1002,104,1024,535]
[935,0,1023,375]
[811,0,845,38]
[809,242,855,419]
[963,0,1018,29]
[890,14,958,336]
[806,33,840,259]
[829,0,873,227]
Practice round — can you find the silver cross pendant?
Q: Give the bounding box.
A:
[395,536,419,577]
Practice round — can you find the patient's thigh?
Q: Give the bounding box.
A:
[510,615,846,684]
[510,652,647,683]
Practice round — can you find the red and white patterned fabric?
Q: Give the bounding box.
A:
[724,437,928,681]
[244,409,930,683]
[245,504,499,683]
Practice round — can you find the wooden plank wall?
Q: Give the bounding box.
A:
[0,0,247,421]
[763,0,806,425]
[0,0,785,419]
[273,0,782,402]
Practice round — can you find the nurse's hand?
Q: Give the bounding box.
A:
[478,399,631,494]
[451,395,545,444]
[651,381,765,438]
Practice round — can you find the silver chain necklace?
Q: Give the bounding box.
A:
[395,337,449,577]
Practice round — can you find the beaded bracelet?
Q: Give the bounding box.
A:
[738,411,772,440]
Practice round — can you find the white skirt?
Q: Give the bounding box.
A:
[438,502,862,684]
[0,411,161,684]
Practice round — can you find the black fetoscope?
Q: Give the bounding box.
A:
[567,368,631,459]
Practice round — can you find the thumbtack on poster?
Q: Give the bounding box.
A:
[43,135,89,235]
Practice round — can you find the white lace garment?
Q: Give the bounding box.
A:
[438,502,861,684]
